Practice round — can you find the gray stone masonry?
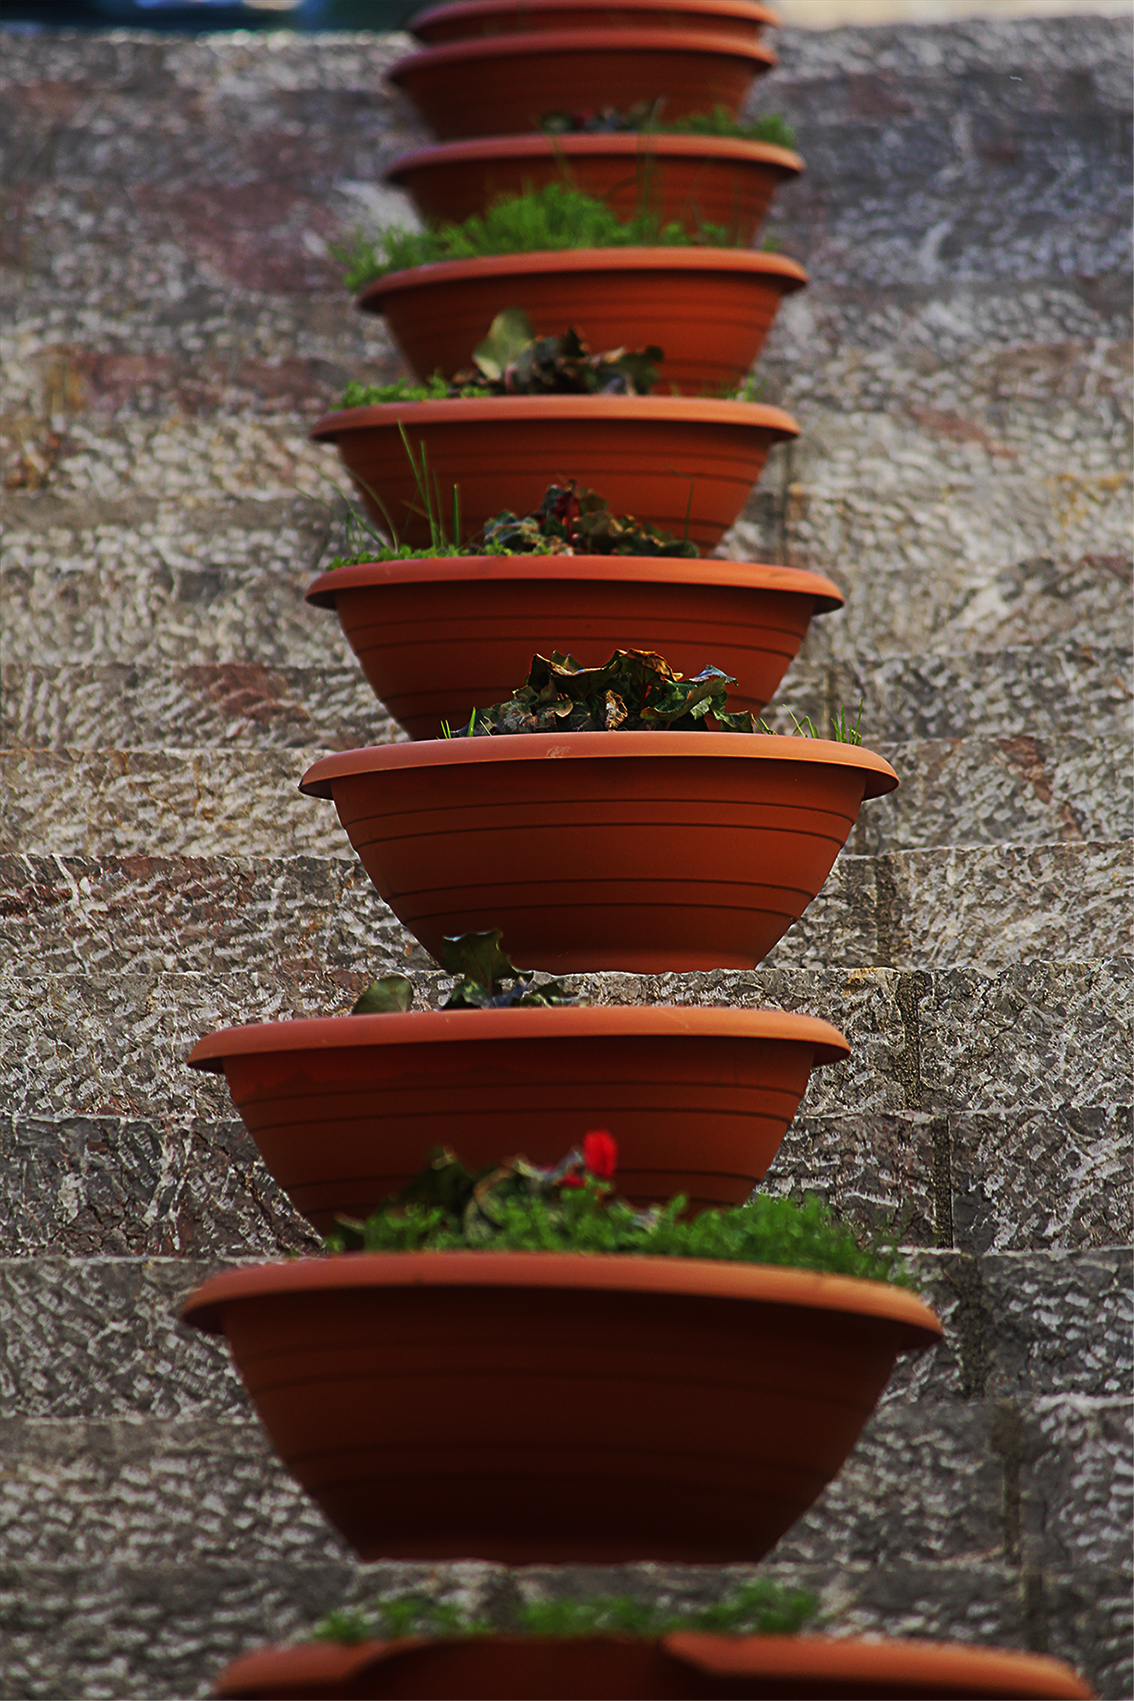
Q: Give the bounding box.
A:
[1,13,1131,1700]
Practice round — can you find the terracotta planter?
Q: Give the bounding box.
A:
[183,1253,941,1563]
[389,31,776,141]
[385,133,802,244]
[187,1006,849,1229]
[299,732,897,972]
[309,397,797,552]
[358,249,807,395]
[306,556,842,740]
[214,1632,1094,1699]
[411,0,780,46]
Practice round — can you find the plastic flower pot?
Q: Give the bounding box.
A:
[389,31,776,141]
[183,1253,941,1565]
[411,0,780,46]
[309,397,797,552]
[213,1631,1094,1699]
[358,249,808,396]
[298,732,898,973]
[305,556,842,741]
[186,1006,849,1230]
[385,133,803,245]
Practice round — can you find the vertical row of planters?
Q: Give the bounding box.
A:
[182,8,1092,1697]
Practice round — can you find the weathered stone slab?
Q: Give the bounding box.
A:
[2,960,1128,1124]
[4,645,1131,752]
[2,736,1126,861]
[1,844,1127,982]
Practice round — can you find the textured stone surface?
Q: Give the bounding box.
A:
[1,843,1129,978]
[1,15,1130,1700]
[2,959,1130,1123]
[3,733,1128,859]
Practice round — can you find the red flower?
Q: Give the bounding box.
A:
[582,1130,617,1181]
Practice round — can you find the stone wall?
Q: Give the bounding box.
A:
[1,15,1131,1699]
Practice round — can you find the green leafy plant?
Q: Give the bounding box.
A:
[457,648,760,737]
[351,928,578,1017]
[785,698,865,745]
[326,1143,911,1287]
[310,1578,819,1644]
[542,103,795,151]
[340,183,732,290]
[482,480,698,560]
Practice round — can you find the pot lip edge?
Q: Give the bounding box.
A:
[411,0,782,29]
[297,730,898,800]
[304,555,843,611]
[186,1003,851,1071]
[212,1632,1091,1699]
[181,1251,942,1346]
[309,393,799,438]
[389,26,779,77]
[384,132,803,173]
[355,245,808,305]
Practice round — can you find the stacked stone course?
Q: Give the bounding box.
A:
[1,14,1130,1698]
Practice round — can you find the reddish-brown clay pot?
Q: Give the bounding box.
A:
[187,1006,849,1230]
[298,733,898,972]
[386,133,803,245]
[411,0,780,46]
[358,249,807,395]
[389,31,776,140]
[305,556,843,740]
[183,1253,941,1564]
[214,1631,1094,1699]
[309,397,797,552]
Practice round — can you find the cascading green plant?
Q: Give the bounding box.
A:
[337,182,734,290]
[310,1578,820,1644]
[542,103,796,150]
[351,928,577,1015]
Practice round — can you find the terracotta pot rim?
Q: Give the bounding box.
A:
[411,0,783,35]
[310,393,798,442]
[182,1251,942,1346]
[384,131,804,178]
[299,730,899,800]
[214,1632,1093,1700]
[356,245,808,314]
[187,1004,852,1074]
[390,28,778,81]
[304,555,843,612]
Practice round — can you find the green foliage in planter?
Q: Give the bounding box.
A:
[312,1577,819,1644]
[340,182,733,289]
[351,928,576,1015]
[325,1147,912,1288]
[480,480,697,561]
[457,647,758,736]
[542,102,795,150]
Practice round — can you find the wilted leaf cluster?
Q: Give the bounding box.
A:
[351,928,576,1016]
[481,481,697,559]
[312,1578,819,1645]
[463,648,759,736]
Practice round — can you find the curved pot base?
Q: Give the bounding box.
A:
[305,557,843,741]
[214,1632,1094,1700]
[184,1254,940,1566]
[299,733,897,973]
[411,0,780,46]
[385,133,803,245]
[187,1007,850,1230]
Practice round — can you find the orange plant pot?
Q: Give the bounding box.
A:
[214,1632,1094,1700]
[298,733,897,973]
[309,397,797,552]
[358,249,807,395]
[385,134,803,245]
[183,1253,941,1564]
[305,556,842,741]
[187,1006,849,1230]
[389,31,776,140]
[411,0,780,46]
